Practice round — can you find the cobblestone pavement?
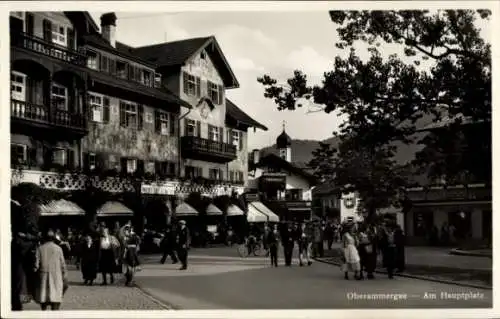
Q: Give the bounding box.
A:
[22,265,169,311]
[136,248,493,309]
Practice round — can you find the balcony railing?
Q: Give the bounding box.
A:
[181,136,237,163]
[11,32,86,67]
[11,99,86,131]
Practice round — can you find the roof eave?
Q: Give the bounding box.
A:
[205,37,240,89]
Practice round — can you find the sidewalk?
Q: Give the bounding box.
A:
[22,265,170,311]
[317,243,492,289]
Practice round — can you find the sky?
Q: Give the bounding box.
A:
[89,10,491,150]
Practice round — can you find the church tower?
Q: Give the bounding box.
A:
[276,121,292,162]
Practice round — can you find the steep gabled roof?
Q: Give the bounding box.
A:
[226,99,267,131]
[133,36,240,89]
[83,34,158,68]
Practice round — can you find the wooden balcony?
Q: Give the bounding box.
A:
[11,99,87,134]
[11,32,86,67]
[181,136,237,163]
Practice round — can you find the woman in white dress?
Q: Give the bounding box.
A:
[342,224,361,280]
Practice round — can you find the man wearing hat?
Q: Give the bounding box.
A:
[176,220,190,270]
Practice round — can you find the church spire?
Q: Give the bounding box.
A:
[282,120,286,132]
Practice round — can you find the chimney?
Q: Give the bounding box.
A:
[100,12,117,48]
[252,149,260,165]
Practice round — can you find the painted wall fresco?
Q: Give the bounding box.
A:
[81,94,178,168]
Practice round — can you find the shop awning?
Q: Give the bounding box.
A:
[175,202,199,216]
[247,205,268,223]
[248,201,280,223]
[39,199,85,216]
[227,204,244,216]
[206,203,223,216]
[97,201,133,217]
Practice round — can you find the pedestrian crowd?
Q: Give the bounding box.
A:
[341,218,405,280]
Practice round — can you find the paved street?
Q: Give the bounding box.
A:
[22,265,168,311]
[136,247,492,309]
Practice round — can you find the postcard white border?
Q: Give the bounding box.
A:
[1,1,498,318]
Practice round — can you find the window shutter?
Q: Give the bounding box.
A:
[100,55,108,72]
[197,167,203,178]
[137,159,145,175]
[82,152,89,171]
[154,161,162,176]
[109,59,116,75]
[26,13,34,35]
[206,80,211,99]
[169,112,176,135]
[196,77,201,97]
[43,146,53,168]
[129,65,135,80]
[238,171,244,182]
[67,28,75,50]
[169,162,176,176]
[137,105,144,130]
[184,119,189,136]
[183,72,189,94]
[218,84,224,105]
[154,110,161,133]
[119,102,126,127]
[219,169,224,181]
[28,146,37,167]
[43,19,52,42]
[120,157,128,174]
[67,149,75,169]
[219,127,224,143]
[102,97,110,123]
[227,129,233,145]
[196,121,201,137]
[238,131,243,150]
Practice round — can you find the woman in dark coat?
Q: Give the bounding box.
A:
[80,234,99,285]
[379,223,397,279]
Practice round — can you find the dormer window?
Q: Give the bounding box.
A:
[143,70,152,87]
[116,60,129,79]
[87,50,99,70]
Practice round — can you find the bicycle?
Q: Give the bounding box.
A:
[237,236,269,257]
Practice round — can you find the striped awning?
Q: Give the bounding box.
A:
[249,201,280,222]
[97,201,133,217]
[206,203,223,216]
[39,199,85,216]
[175,202,199,216]
[247,205,268,223]
[226,204,244,216]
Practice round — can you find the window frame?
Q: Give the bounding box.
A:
[116,60,129,79]
[88,152,96,170]
[159,111,170,135]
[51,23,67,47]
[209,125,219,142]
[279,148,287,159]
[186,73,197,96]
[121,100,138,128]
[51,83,68,111]
[186,119,197,137]
[231,130,240,150]
[86,50,99,70]
[11,71,26,102]
[52,147,68,166]
[88,92,104,122]
[142,70,152,87]
[126,158,137,174]
[208,81,220,104]
[11,143,27,165]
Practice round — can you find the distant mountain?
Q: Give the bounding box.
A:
[256,136,340,168]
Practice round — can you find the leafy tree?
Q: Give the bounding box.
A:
[257,9,491,218]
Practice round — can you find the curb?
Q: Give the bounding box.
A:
[449,249,492,258]
[313,258,492,290]
[133,283,175,310]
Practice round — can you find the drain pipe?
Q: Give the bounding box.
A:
[178,107,191,178]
